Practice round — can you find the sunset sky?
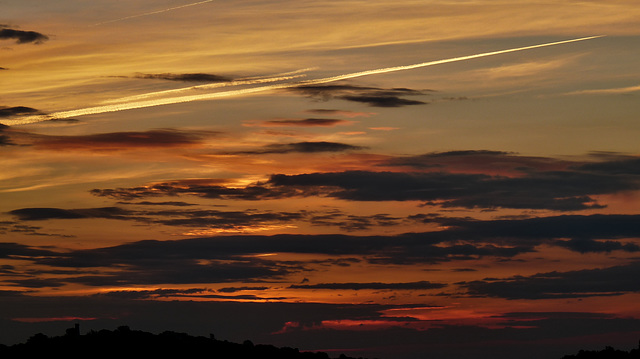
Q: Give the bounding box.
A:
[2,1,640,358]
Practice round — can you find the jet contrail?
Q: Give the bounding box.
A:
[100,73,310,104]
[93,0,216,26]
[7,36,604,125]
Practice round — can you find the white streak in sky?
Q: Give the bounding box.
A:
[7,36,604,126]
[93,0,216,26]
[100,73,310,104]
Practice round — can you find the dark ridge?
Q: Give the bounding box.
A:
[0,325,374,359]
[560,344,640,359]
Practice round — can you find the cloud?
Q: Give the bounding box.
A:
[382,150,574,174]
[248,118,353,127]
[89,150,640,211]
[0,221,74,238]
[0,25,49,44]
[32,128,216,151]
[289,281,446,290]
[93,288,209,299]
[133,73,231,82]
[9,207,136,221]
[217,286,270,293]
[8,204,406,233]
[0,124,14,146]
[338,95,426,107]
[231,141,366,155]
[565,84,640,96]
[116,201,198,207]
[291,84,428,107]
[305,109,374,118]
[11,37,602,126]
[0,106,43,118]
[461,261,640,299]
[265,170,615,210]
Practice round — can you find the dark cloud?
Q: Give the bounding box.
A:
[555,238,640,253]
[94,288,209,299]
[116,201,198,207]
[338,95,426,107]
[0,106,42,118]
[461,261,640,299]
[0,221,74,237]
[266,170,628,210]
[9,207,136,221]
[309,211,404,231]
[236,141,365,154]
[305,109,373,118]
[256,118,352,127]
[133,73,231,82]
[291,84,428,107]
[89,149,640,211]
[220,141,365,155]
[0,25,49,44]
[438,214,640,243]
[33,128,216,151]
[217,286,270,293]
[5,278,66,289]
[0,124,14,146]
[575,156,640,175]
[0,242,60,259]
[289,281,446,290]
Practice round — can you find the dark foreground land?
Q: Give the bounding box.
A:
[560,345,640,359]
[0,325,638,359]
[0,325,369,359]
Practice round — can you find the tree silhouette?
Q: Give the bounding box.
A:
[0,325,366,359]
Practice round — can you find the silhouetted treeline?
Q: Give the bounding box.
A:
[0,325,372,359]
[561,345,640,359]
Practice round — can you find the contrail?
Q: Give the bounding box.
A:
[93,0,216,26]
[100,73,310,104]
[7,36,603,125]
[303,36,605,85]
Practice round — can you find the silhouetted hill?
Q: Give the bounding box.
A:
[0,325,372,359]
[560,345,640,359]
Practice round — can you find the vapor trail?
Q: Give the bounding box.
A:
[93,0,216,26]
[101,73,309,104]
[302,36,605,85]
[8,36,603,125]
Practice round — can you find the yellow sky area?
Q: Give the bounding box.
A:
[3,1,639,112]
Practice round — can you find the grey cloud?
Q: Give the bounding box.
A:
[116,201,198,207]
[0,26,49,44]
[133,73,231,82]
[89,152,640,211]
[289,281,446,290]
[338,95,426,107]
[461,261,640,299]
[217,286,270,293]
[8,205,405,232]
[229,141,365,155]
[0,106,42,118]
[34,128,216,151]
[259,118,351,127]
[9,207,136,221]
[291,84,429,107]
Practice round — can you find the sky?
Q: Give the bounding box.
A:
[1,1,640,358]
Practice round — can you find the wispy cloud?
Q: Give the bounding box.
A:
[133,72,231,82]
[93,0,217,26]
[245,118,353,127]
[564,84,640,96]
[0,25,48,44]
[6,36,603,126]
